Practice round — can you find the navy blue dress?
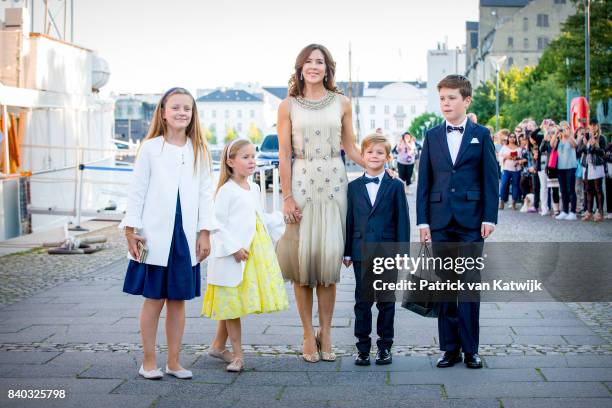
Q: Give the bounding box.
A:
[123,194,201,300]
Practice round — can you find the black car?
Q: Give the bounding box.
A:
[253,134,279,188]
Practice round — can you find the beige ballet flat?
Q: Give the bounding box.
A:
[208,348,233,363]
[226,358,244,372]
[315,329,337,362]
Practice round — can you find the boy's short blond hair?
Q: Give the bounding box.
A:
[361,134,391,155]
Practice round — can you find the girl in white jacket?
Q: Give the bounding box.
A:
[202,138,288,372]
[120,87,216,380]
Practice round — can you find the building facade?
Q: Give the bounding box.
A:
[426,43,467,114]
[466,0,575,85]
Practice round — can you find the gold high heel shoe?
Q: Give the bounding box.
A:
[302,335,320,363]
[315,329,337,362]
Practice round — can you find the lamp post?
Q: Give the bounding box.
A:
[490,55,507,132]
[585,0,590,103]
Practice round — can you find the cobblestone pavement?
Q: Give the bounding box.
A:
[0,193,611,407]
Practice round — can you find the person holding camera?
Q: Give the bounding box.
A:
[551,124,578,221]
[499,133,523,210]
[577,127,606,222]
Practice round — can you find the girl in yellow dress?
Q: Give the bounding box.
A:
[202,138,288,372]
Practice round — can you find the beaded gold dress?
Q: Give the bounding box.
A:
[276,91,347,287]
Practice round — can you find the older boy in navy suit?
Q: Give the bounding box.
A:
[417,75,498,369]
[344,134,410,366]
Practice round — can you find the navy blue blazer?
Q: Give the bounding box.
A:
[344,173,410,262]
[416,119,498,231]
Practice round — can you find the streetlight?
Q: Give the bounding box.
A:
[585,0,590,103]
[490,55,507,132]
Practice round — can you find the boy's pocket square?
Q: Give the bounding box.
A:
[470,138,479,144]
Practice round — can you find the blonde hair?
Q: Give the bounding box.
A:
[216,138,253,196]
[361,134,391,156]
[142,87,209,173]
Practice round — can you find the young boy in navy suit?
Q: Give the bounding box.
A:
[416,75,498,369]
[344,134,410,366]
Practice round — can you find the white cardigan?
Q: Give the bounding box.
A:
[207,179,285,287]
[119,136,217,266]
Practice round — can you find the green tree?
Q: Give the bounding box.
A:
[408,112,444,139]
[203,126,217,145]
[502,72,566,125]
[224,127,237,143]
[247,122,263,144]
[536,0,611,105]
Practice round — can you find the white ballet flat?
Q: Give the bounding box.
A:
[139,365,163,380]
[165,365,193,379]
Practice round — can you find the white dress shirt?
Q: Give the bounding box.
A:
[417,116,495,231]
[364,170,386,206]
[446,117,468,165]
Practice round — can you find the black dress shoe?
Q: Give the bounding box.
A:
[375,348,392,365]
[436,351,462,368]
[354,352,371,366]
[463,353,483,369]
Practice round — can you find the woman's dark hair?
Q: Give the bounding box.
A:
[288,44,342,97]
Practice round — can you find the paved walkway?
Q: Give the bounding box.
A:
[0,193,611,407]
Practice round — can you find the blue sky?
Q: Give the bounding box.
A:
[69,0,479,93]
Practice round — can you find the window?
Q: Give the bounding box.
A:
[212,110,216,118]
[250,109,255,118]
[370,120,376,129]
[524,57,529,65]
[523,38,529,49]
[370,105,375,114]
[237,123,242,132]
[470,32,478,49]
[411,105,416,114]
[523,17,528,31]
[384,119,389,129]
[384,105,389,115]
[537,37,549,50]
[210,124,216,132]
[507,36,514,48]
[508,57,514,66]
[396,105,403,114]
[225,110,229,118]
[355,105,360,114]
[237,110,242,118]
[537,14,549,27]
[397,119,404,128]
[554,0,566,3]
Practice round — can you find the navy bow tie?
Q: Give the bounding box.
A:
[363,176,380,185]
[447,125,464,134]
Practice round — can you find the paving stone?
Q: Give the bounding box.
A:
[281,385,442,401]
[540,367,612,381]
[233,371,309,386]
[0,394,156,408]
[0,351,60,364]
[501,398,612,408]
[512,326,598,335]
[0,363,87,378]
[0,378,123,396]
[565,355,612,367]
[308,371,388,386]
[391,368,542,385]
[563,335,607,345]
[511,335,568,345]
[339,356,433,371]
[444,382,610,398]
[483,355,568,368]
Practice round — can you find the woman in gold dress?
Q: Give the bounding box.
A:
[276,44,365,362]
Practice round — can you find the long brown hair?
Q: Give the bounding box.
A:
[143,87,209,172]
[216,138,253,196]
[288,44,342,97]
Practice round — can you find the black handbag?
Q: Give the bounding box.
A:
[401,243,439,318]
